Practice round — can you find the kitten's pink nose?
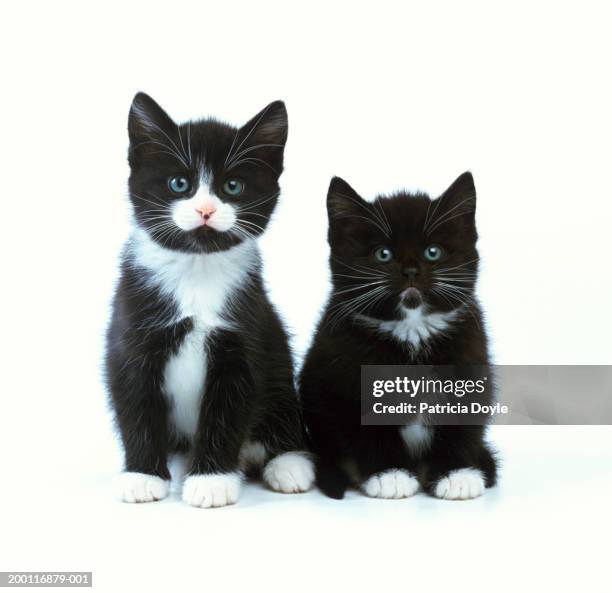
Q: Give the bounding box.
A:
[196,204,217,221]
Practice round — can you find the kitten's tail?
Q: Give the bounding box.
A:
[316,459,350,499]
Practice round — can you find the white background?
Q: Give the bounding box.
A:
[1,1,611,592]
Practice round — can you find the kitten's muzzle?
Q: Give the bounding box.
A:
[400,287,423,309]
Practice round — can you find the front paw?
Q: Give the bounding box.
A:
[263,452,315,493]
[362,469,419,499]
[114,472,170,503]
[434,468,485,500]
[182,473,242,508]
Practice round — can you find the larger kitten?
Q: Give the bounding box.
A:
[300,172,497,499]
[106,93,313,508]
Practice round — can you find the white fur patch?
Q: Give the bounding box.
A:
[400,423,433,455]
[362,469,420,499]
[263,452,315,493]
[358,305,460,348]
[182,472,242,508]
[238,440,268,471]
[114,472,170,503]
[131,228,257,325]
[163,325,207,438]
[434,468,485,500]
[130,230,258,440]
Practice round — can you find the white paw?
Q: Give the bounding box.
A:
[434,468,485,500]
[263,452,315,493]
[362,469,420,499]
[114,472,170,503]
[182,473,242,508]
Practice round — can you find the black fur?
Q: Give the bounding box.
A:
[105,93,305,482]
[300,172,498,499]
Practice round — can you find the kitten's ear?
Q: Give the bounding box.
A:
[327,176,365,219]
[431,171,477,231]
[240,100,288,147]
[327,177,371,245]
[128,92,176,146]
[231,101,288,172]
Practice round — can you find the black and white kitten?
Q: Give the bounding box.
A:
[300,172,497,500]
[106,93,313,508]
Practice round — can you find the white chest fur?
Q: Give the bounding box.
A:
[400,423,433,455]
[358,305,460,349]
[163,322,208,437]
[130,230,257,438]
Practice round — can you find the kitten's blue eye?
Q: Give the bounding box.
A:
[374,247,394,263]
[168,176,190,194]
[222,178,244,196]
[424,245,444,261]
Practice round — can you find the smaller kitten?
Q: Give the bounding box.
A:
[300,172,498,500]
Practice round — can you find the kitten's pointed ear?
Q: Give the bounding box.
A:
[431,171,477,232]
[231,101,288,172]
[327,177,371,245]
[444,171,476,203]
[327,176,366,219]
[240,100,288,147]
[128,92,176,146]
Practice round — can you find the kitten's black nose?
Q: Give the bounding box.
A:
[402,267,420,280]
